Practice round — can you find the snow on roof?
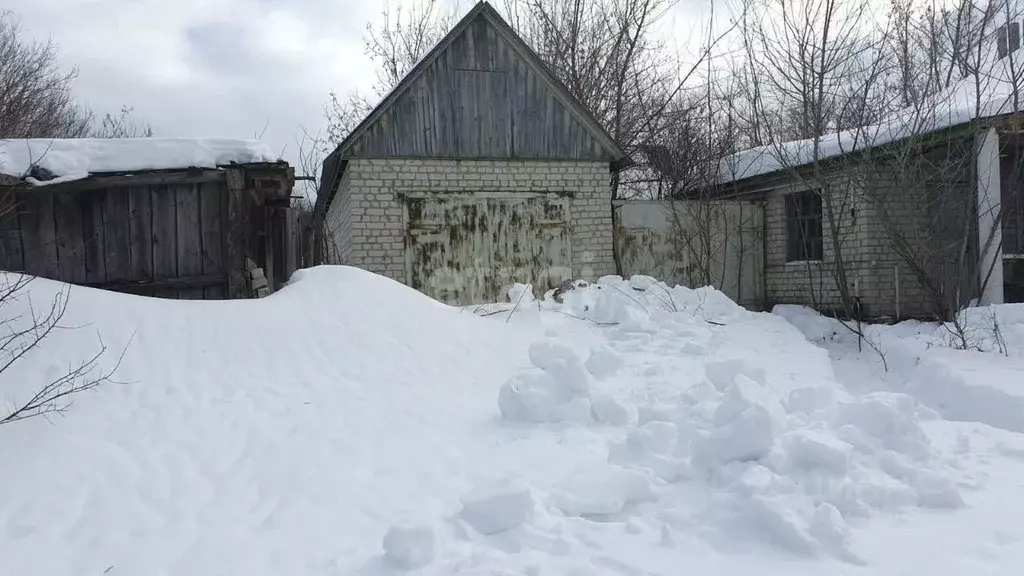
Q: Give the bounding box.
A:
[718,15,1023,185]
[0,138,279,185]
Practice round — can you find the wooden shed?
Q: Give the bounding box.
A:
[0,139,299,299]
[314,1,631,305]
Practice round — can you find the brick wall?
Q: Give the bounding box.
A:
[324,158,616,285]
[762,165,950,319]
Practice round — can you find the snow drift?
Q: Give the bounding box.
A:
[2,270,1024,575]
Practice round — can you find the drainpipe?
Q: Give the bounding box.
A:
[895,264,901,322]
[761,199,768,311]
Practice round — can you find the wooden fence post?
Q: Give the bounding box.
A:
[226,167,247,298]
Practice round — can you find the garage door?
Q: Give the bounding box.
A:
[404,193,572,304]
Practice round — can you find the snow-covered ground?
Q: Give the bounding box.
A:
[2,268,1023,575]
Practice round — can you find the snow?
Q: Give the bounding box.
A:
[458,478,536,535]
[382,525,438,569]
[2,269,1024,575]
[0,138,279,183]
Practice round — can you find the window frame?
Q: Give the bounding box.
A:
[785,190,824,263]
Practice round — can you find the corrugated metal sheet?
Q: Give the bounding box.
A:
[404,193,571,304]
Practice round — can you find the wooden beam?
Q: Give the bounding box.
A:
[225,166,246,298]
[84,273,227,293]
[25,169,226,193]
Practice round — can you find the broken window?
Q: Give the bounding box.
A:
[785,191,824,262]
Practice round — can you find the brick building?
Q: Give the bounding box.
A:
[715,115,1023,320]
[313,2,629,304]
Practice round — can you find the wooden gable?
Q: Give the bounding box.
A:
[337,2,627,163]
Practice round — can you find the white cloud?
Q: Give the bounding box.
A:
[4,0,387,173]
[5,0,709,177]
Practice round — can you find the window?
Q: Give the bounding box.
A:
[785,191,823,262]
[997,23,1021,59]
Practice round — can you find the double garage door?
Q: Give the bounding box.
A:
[403,193,572,305]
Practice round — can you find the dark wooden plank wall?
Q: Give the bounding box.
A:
[200,181,225,299]
[0,190,24,272]
[0,182,232,299]
[345,15,607,161]
[0,166,298,300]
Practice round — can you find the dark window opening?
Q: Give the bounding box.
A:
[1005,259,1024,304]
[998,25,1009,59]
[1012,22,1022,52]
[785,191,824,262]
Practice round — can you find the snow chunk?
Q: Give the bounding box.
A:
[499,342,592,423]
[584,346,624,379]
[608,422,687,481]
[552,464,655,516]
[459,478,535,535]
[382,524,437,569]
[692,408,777,467]
[628,275,659,291]
[691,373,790,470]
[778,430,853,475]
[834,393,931,458]
[0,138,278,181]
[786,386,839,415]
[590,394,638,426]
[705,358,767,391]
[742,495,819,555]
[506,283,535,304]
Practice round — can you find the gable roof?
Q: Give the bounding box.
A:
[315,1,630,214]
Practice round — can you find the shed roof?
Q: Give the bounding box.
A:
[316,1,630,215]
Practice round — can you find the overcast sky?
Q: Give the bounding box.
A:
[7,0,710,175]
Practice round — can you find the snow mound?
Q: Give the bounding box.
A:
[6,268,1021,574]
[0,138,278,183]
[907,350,1024,433]
[494,277,973,563]
[538,275,745,325]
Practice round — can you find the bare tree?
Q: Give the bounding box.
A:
[0,11,92,139]
[510,0,739,200]
[859,0,1022,334]
[90,105,153,139]
[324,0,456,146]
[0,231,127,425]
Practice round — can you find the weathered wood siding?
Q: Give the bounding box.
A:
[344,15,608,161]
[0,165,297,300]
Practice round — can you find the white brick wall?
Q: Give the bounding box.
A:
[324,158,616,285]
[762,172,932,318]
